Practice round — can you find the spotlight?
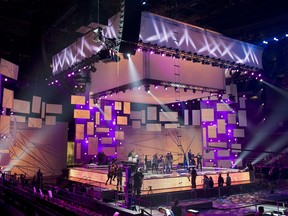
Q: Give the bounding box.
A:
[93,27,104,43]
[144,84,150,93]
[89,65,97,73]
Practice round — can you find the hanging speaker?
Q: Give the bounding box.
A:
[117,0,142,55]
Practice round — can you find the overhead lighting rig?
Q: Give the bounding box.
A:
[137,41,261,73]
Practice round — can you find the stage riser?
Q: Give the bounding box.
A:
[69,168,250,192]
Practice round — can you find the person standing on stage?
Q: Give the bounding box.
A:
[164,153,170,173]
[190,167,197,189]
[152,153,158,173]
[203,175,210,189]
[196,153,203,171]
[218,173,224,187]
[133,168,144,196]
[209,176,214,188]
[226,173,231,186]
[188,149,193,165]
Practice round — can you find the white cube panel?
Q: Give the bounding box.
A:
[228,114,236,124]
[132,120,141,129]
[75,124,84,140]
[184,109,189,125]
[41,102,46,118]
[216,103,231,111]
[208,142,227,148]
[76,143,81,159]
[104,106,112,121]
[13,99,30,114]
[146,123,161,131]
[159,112,178,122]
[88,137,98,155]
[231,144,242,153]
[238,110,247,127]
[123,102,130,114]
[233,128,245,137]
[115,101,122,110]
[201,109,214,122]
[239,97,246,109]
[147,107,157,120]
[192,110,200,126]
[74,109,90,119]
[164,123,179,129]
[102,147,115,156]
[203,150,214,159]
[2,88,14,109]
[130,111,142,120]
[46,104,62,114]
[218,150,230,157]
[117,116,127,125]
[205,162,215,167]
[218,160,232,168]
[11,115,26,123]
[208,125,217,138]
[141,110,146,124]
[0,115,10,133]
[31,96,41,114]
[87,122,94,135]
[45,116,56,125]
[101,137,112,144]
[28,117,42,128]
[202,127,207,147]
[217,119,226,134]
[0,58,19,80]
[71,95,86,105]
[115,131,124,140]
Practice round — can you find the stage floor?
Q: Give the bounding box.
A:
[68,165,250,195]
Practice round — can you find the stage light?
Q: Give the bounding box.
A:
[274,37,278,41]
[144,84,150,93]
[263,41,268,44]
[89,65,97,73]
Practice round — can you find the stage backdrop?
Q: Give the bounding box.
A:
[5,122,68,178]
[117,125,202,164]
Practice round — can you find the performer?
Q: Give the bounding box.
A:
[196,153,202,171]
[188,149,194,165]
[190,167,197,189]
[226,173,231,186]
[152,153,158,173]
[133,168,144,196]
[218,173,224,187]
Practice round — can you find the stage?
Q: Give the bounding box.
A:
[68,165,250,195]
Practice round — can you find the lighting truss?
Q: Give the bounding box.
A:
[90,78,225,100]
[137,41,261,73]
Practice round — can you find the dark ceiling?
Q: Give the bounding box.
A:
[0,0,288,94]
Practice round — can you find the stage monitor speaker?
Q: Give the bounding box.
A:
[118,0,142,55]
